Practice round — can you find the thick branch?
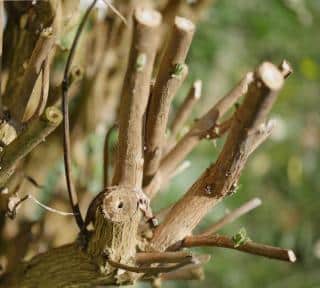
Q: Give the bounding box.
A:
[0,107,62,186]
[0,244,114,288]
[143,16,195,185]
[179,234,296,263]
[112,8,162,187]
[145,71,254,198]
[150,62,285,251]
[199,197,262,235]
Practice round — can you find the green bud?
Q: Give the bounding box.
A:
[136,53,147,71]
[232,227,250,248]
[172,63,187,79]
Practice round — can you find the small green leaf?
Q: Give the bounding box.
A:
[135,53,147,71]
[171,63,186,79]
[232,227,250,248]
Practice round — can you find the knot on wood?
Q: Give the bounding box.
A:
[101,187,140,223]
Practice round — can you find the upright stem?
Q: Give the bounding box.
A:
[112,7,162,187]
[143,16,195,186]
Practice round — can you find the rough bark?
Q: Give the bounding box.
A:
[150,62,285,251]
[143,16,195,185]
[144,72,254,198]
[112,7,162,187]
[0,1,297,286]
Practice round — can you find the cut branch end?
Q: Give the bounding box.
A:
[258,62,284,91]
[44,106,63,125]
[135,7,162,27]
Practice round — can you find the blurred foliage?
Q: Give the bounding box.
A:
[49,0,320,287]
[155,0,320,287]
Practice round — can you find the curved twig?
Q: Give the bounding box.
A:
[61,0,98,231]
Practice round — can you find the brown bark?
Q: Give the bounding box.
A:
[179,234,296,262]
[112,7,162,187]
[0,1,297,286]
[150,62,285,251]
[144,71,254,198]
[143,16,195,185]
[169,79,202,145]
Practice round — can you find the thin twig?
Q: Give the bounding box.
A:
[61,0,97,231]
[170,160,191,180]
[169,79,202,144]
[199,198,262,236]
[135,251,192,265]
[24,175,45,189]
[108,257,193,275]
[179,234,297,263]
[10,194,75,217]
[101,0,127,25]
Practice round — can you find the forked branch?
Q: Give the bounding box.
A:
[145,71,254,198]
[150,62,286,251]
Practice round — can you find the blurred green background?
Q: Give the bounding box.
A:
[74,0,320,287]
[152,0,320,287]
